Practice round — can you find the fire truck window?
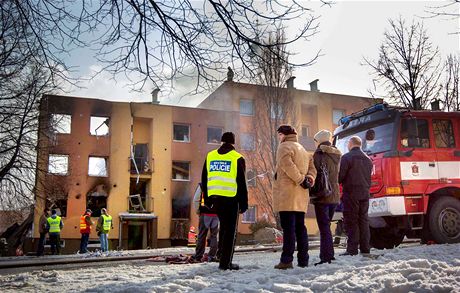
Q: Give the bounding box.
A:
[433,120,455,148]
[401,119,430,148]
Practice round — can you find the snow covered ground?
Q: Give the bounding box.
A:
[1,244,459,292]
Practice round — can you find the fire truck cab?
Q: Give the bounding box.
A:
[334,103,460,249]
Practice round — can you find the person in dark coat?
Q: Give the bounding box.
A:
[202,132,248,270]
[338,136,373,256]
[311,130,342,265]
[36,208,49,256]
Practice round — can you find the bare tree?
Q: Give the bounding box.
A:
[245,30,298,226]
[440,54,460,111]
[424,1,460,34]
[364,18,442,109]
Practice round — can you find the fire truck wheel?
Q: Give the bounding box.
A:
[428,196,460,244]
[370,227,405,250]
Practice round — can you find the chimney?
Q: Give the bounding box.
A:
[309,79,319,92]
[286,76,296,89]
[151,88,160,104]
[431,99,440,111]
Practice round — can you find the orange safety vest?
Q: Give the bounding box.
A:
[80,214,91,234]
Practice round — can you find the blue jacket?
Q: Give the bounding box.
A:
[338,147,373,198]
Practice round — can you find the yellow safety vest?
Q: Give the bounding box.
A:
[101,214,112,232]
[47,216,61,233]
[206,149,242,197]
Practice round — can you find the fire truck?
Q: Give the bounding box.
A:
[333,103,460,249]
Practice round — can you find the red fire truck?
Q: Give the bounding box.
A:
[333,103,460,249]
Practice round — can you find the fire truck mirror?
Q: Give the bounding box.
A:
[407,118,419,138]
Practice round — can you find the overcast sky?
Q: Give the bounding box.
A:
[66,1,459,107]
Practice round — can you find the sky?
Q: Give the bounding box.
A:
[66,1,459,107]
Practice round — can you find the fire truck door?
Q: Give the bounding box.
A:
[432,119,460,184]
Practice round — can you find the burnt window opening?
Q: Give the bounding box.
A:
[49,198,68,217]
[172,161,190,181]
[247,169,257,187]
[48,154,69,175]
[129,179,149,212]
[90,116,110,136]
[172,185,191,219]
[88,157,108,177]
[131,144,151,174]
[87,184,108,218]
[173,124,190,142]
[51,114,71,134]
[207,127,223,144]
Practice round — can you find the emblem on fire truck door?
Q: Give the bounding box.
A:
[411,163,419,176]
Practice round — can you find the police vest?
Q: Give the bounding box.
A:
[101,214,112,232]
[80,214,91,234]
[206,150,242,197]
[47,216,61,233]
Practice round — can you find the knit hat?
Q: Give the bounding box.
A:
[277,125,297,135]
[314,130,332,144]
[85,209,92,214]
[221,132,235,144]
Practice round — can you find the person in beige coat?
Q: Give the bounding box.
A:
[273,125,317,269]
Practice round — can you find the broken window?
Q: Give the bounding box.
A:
[90,116,110,136]
[172,161,190,181]
[48,154,69,175]
[129,179,149,212]
[131,144,150,174]
[50,198,68,217]
[87,184,108,217]
[88,157,108,177]
[51,114,71,134]
[241,133,255,151]
[173,124,190,142]
[242,206,257,223]
[247,169,256,187]
[207,127,223,144]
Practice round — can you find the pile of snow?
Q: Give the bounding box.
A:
[1,244,459,292]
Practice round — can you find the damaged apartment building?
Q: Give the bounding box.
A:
[32,78,377,253]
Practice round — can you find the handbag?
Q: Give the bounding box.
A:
[310,155,333,198]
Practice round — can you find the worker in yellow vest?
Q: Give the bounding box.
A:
[202,132,248,270]
[96,208,113,252]
[46,209,64,255]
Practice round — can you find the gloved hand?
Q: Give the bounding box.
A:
[300,176,312,189]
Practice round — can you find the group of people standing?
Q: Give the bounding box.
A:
[36,207,113,256]
[197,125,372,270]
[273,125,373,269]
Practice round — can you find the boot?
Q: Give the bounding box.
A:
[219,263,240,270]
[314,260,332,266]
[274,262,293,270]
[340,251,357,256]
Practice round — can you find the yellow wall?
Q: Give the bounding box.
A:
[130,104,173,240]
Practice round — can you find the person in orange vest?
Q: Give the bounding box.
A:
[79,209,93,254]
[188,226,197,246]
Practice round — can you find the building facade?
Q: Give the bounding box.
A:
[32,81,378,253]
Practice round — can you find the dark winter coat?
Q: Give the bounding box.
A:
[338,147,373,199]
[311,142,342,205]
[202,143,248,213]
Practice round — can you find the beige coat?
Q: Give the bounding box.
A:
[273,134,317,212]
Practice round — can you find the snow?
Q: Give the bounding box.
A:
[1,244,459,292]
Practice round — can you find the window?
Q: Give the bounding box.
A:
[87,184,108,217]
[240,99,254,116]
[51,114,71,134]
[400,119,430,148]
[242,206,256,223]
[207,127,223,144]
[241,133,255,151]
[332,109,345,125]
[48,155,69,175]
[173,124,190,142]
[90,116,110,136]
[247,170,256,187]
[301,125,310,137]
[131,144,150,173]
[88,157,108,177]
[270,103,285,119]
[172,161,190,180]
[433,120,455,148]
[336,123,395,155]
